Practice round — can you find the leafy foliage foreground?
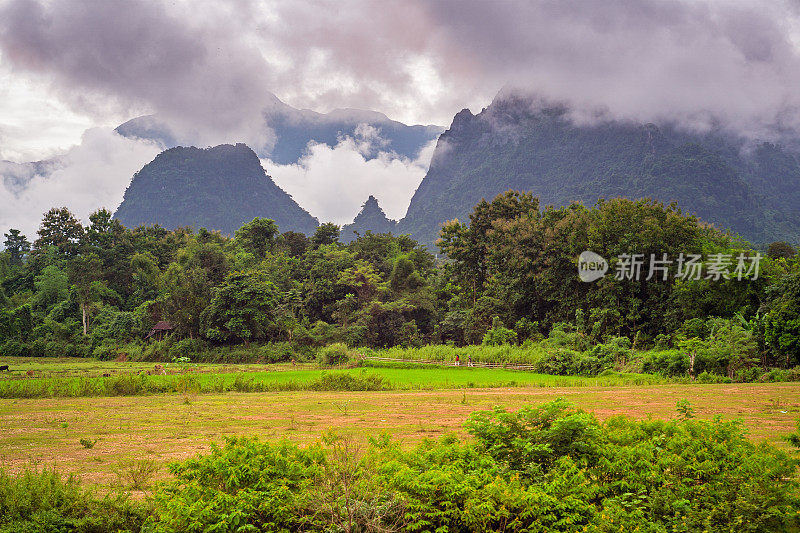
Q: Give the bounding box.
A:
[144,400,800,533]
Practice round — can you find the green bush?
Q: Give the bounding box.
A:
[641,349,689,376]
[44,340,61,357]
[589,336,632,368]
[533,348,581,375]
[0,340,26,357]
[316,343,352,366]
[29,338,47,358]
[309,372,388,391]
[258,342,294,363]
[167,338,207,361]
[146,400,800,532]
[481,326,517,346]
[696,370,732,383]
[0,467,146,532]
[92,342,118,361]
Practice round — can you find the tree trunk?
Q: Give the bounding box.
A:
[689,350,696,380]
[81,303,87,336]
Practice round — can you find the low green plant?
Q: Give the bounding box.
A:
[0,467,146,532]
[145,400,800,532]
[79,438,97,449]
[116,458,159,491]
[316,343,352,366]
[676,399,695,420]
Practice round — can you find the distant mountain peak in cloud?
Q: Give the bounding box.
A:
[115,93,443,166]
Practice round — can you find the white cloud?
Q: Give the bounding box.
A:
[0,128,160,240]
[265,127,436,224]
[0,58,101,162]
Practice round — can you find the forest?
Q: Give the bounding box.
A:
[1,191,799,381]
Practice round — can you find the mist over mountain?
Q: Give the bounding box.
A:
[113,143,318,235]
[399,93,800,246]
[116,93,443,165]
[0,158,61,193]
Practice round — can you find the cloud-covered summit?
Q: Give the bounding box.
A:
[4,0,800,148]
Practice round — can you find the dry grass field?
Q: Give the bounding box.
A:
[1,379,798,492]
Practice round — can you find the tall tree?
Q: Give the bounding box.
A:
[67,253,104,335]
[34,207,84,257]
[312,223,341,248]
[200,270,279,343]
[3,229,30,265]
[235,218,279,259]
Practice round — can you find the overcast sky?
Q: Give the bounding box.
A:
[3,0,800,236]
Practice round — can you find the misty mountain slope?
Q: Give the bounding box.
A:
[0,158,62,193]
[340,195,398,243]
[116,94,443,164]
[399,94,800,246]
[113,143,318,235]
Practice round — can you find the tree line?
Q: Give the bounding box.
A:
[1,192,798,373]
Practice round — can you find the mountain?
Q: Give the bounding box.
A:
[340,195,398,243]
[0,158,61,193]
[116,94,443,165]
[113,143,318,235]
[399,93,800,246]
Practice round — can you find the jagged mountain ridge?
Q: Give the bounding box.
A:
[113,143,318,235]
[116,93,443,165]
[398,93,800,246]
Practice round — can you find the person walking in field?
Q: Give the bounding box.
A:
[468,355,473,367]
[455,354,460,366]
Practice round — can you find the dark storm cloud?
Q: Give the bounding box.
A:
[419,0,800,135]
[0,0,279,149]
[260,0,800,137]
[2,0,800,138]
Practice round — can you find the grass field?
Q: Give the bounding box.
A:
[1,357,798,494]
[0,357,666,398]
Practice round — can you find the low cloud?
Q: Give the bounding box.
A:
[0,0,279,154]
[266,128,436,225]
[4,0,800,150]
[0,128,160,241]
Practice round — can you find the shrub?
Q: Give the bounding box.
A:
[258,342,294,363]
[641,349,689,376]
[533,348,581,375]
[116,459,159,491]
[168,338,207,361]
[0,467,146,532]
[590,336,632,368]
[543,322,591,351]
[481,327,517,346]
[92,342,118,361]
[29,337,47,358]
[696,371,731,383]
[316,343,352,366]
[309,372,388,391]
[0,340,26,357]
[146,401,800,532]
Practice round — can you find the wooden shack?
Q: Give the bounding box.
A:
[145,321,173,341]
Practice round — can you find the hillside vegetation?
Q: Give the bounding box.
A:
[400,93,800,246]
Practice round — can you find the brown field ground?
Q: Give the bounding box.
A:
[1,383,798,491]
